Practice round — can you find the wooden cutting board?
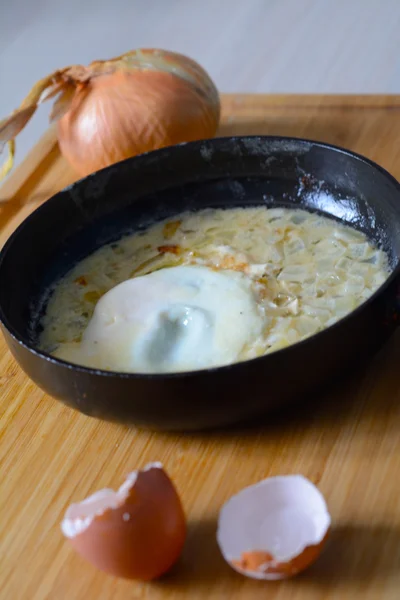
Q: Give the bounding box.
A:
[2,95,400,600]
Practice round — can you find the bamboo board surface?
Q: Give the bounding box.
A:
[1,95,400,599]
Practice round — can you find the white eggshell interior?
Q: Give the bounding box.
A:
[61,462,163,538]
[217,474,331,566]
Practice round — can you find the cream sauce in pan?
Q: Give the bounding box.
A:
[40,207,390,373]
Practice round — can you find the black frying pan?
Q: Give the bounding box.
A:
[1,136,400,431]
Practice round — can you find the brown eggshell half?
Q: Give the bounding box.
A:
[217,474,331,580]
[61,463,186,580]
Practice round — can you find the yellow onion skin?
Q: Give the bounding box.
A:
[57,49,220,177]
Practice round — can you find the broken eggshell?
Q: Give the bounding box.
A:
[61,462,186,580]
[217,474,331,580]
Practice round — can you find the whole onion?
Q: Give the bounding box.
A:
[0,49,220,179]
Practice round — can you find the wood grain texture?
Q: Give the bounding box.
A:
[2,95,400,599]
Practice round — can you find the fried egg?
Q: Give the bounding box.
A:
[53,265,264,373]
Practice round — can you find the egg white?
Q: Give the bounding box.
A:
[54,265,264,373]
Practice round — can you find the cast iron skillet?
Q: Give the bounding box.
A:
[1,136,400,431]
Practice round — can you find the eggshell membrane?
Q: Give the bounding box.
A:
[61,463,186,580]
[217,475,331,580]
